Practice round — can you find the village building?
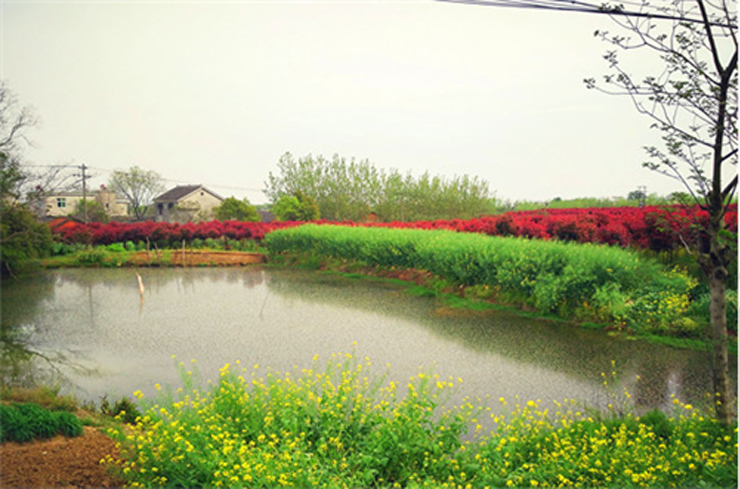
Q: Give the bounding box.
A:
[153,185,224,223]
[34,186,128,219]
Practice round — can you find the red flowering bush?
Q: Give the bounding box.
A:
[51,204,737,254]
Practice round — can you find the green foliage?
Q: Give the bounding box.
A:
[473,398,737,488]
[106,355,737,488]
[686,289,738,335]
[265,225,699,334]
[69,198,109,223]
[510,194,671,212]
[75,248,110,266]
[104,242,126,253]
[50,241,87,256]
[272,190,320,221]
[0,403,83,443]
[108,166,165,220]
[213,197,260,222]
[100,396,142,424]
[265,152,493,221]
[0,203,54,276]
[0,151,25,202]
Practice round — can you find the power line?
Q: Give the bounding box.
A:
[23,163,266,195]
[436,0,737,27]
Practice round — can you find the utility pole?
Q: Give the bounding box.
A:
[73,163,92,223]
[81,164,88,223]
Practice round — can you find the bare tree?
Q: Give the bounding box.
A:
[439,0,737,423]
[0,81,39,201]
[109,166,165,220]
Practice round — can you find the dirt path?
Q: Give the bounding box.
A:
[0,426,124,488]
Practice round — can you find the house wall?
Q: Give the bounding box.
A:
[38,191,128,218]
[182,190,222,218]
[42,195,75,217]
[158,191,222,223]
[96,190,128,217]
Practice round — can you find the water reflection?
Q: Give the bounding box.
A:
[0,268,735,414]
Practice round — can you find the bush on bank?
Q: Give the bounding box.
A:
[265,225,702,336]
[105,354,738,488]
[0,402,83,443]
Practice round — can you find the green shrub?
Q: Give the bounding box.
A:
[0,205,54,276]
[100,395,142,424]
[265,225,697,331]
[0,403,84,443]
[75,248,109,266]
[105,243,126,253]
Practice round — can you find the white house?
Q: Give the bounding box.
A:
[35,187,128,219]
[153,185,224,223]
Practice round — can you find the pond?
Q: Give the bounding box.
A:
[1,267,736,414]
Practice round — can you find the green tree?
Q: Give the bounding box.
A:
[108,166,165,220]
[69,198,109,223]
[213,197,260,222]
[0,83,52,277]
[0,204,53,277]
[265,152,493,222]
[272,190,321,221]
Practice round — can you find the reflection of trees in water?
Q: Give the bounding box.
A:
[265,270,737,410]
[138,268,266,292]
[1,268,267,392]
[0,333,98,391]
[1,273,98,391]
[51,267,266,292]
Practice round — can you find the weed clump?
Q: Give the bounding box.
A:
[0,403,83,443]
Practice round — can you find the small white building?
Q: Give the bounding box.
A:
[35,187,128,218]
[153,185,224,223]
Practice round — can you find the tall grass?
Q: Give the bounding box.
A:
[265,225,698,335]
[106,354,737,488]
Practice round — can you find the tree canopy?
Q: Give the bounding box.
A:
[108,166,165,220]
[214,197,260,222]
[0,83,52,276]
[272,190,321,222]
[265,152,494,222]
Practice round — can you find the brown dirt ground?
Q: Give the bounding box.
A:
[128,250,267,266]
[0,426,125,488]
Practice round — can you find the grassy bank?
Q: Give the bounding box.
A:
[265,225,736,341]
[105,353,738,488]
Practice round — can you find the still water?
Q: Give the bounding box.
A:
[1,268,736,413]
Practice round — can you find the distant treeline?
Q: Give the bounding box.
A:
[264,152,495,222]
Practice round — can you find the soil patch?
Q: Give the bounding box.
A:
[0,426,125,488]
[129,250,266,267]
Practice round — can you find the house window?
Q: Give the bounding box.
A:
[56,198,66,208]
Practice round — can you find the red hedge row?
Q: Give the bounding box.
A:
[365,204,738,252]
[52,204,737,253]
[53,220,304,247]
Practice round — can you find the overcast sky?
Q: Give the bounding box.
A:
[2,0,683,204]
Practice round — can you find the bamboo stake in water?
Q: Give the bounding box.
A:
[136,273,145,296]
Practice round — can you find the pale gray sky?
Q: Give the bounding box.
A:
[1,0,682,204]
